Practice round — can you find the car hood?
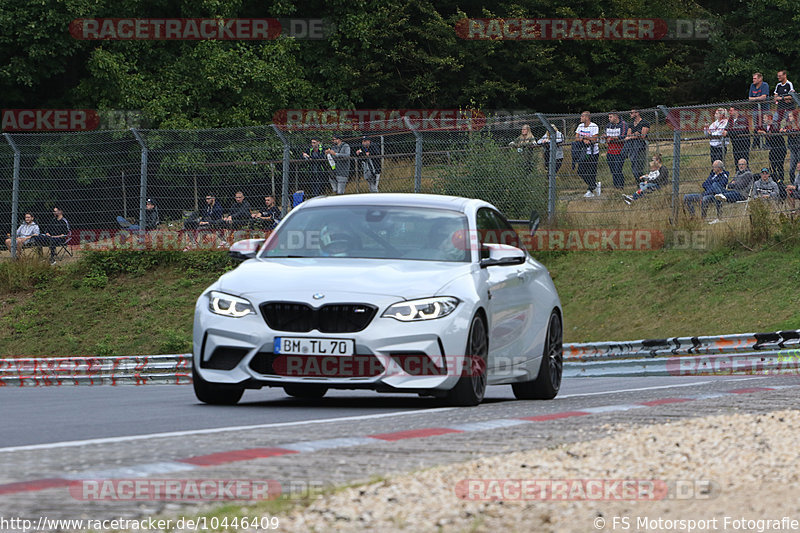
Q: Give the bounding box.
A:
[216,257,475,300]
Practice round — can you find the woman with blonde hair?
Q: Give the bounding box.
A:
[705,107,729,164]
[510,124,537,176]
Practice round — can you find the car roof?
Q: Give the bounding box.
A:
[295,193,490,212]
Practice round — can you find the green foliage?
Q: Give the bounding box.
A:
[747,198,773,245]
[436,132,545,219]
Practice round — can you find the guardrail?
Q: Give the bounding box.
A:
[0,355,191,387]
[1,330,798,385]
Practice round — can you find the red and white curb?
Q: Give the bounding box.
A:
[0,385,793,497]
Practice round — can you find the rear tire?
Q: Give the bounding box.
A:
[512,311,562,400]
[283,384,328,398]
[192,365,245,405]
[445,313,488,406]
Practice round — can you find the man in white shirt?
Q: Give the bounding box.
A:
[574,111,600,197]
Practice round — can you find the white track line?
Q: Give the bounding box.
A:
[0,407,454,453]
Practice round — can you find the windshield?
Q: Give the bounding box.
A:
[260,205,470,262]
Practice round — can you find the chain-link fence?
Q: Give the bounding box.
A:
[4,96,800,260]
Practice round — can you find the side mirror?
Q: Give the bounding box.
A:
[229,239,265,262]
[480,243,526,268]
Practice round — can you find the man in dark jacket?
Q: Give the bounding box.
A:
[223,191,252,229]
[684,160,729,219]
[302,137,328,197]
[355,136,382,193]
[117,198,159,230]
[251,195,282,230]
[31,206,71,263]
[325,133,351,194]
[185,193,224,230]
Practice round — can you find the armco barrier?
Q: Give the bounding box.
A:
[1,330,798,385]
[0,355,191,386]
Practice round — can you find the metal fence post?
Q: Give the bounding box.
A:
[130,129,148,241]
[3,133,20,259]
[270,125,291,214]
[403,116,422,193]
[658,105,680,224]
[536,113,557,223]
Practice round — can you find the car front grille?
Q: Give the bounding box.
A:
[260,302,377,333]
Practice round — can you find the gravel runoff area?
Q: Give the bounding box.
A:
[279,409,800,532]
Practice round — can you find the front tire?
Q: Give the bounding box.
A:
[445,313,488,406]
[284,384,328,398]
[512,310,562,400]
[192,365,245,405]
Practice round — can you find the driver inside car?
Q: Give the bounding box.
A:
[319,221,358,256]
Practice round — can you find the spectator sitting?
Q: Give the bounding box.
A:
[5,212,39,253]
[30,206,71,264]
[536,124,564,173]
[222,191,252,229]
[751,167,780,200]
[251,195,282,230]
[117,198,159,230]
[684,160,729,221]
[185,193,224,230]
[623,154,669,204]
[786,162,800,210]
[714,159,754,203]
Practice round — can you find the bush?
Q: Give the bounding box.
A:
[436,131,547,220]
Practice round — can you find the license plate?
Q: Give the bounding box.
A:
[274,337,355,356]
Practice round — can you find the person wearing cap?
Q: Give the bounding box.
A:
[325,134,351,194]
[751,168,780,200]
[117,198,159,230]
[355,136,381,193]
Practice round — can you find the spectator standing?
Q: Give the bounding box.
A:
[605,111,628,189]
[705,108,728,164]
[724,106,750,163]
[774,70,795,127]
[749,72,770,147]
[714,159,754,203]
[223,191,252,229]
[325,134,351,194]
[683,160,728,220]
[117,198,159,230]
[624,109,649,184]
[509,124,537,177]
[31,207,70,264]
[782,112,800,185]
[355,136,382,193]
[786,162,800,210]
[5,212,39,252]
[574,111,600,197]
[536,124,564,173]
[251,195,282,230]
[756,114,787,185]
[302,137,327,197]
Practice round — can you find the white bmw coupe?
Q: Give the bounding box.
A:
[192,193,562,406]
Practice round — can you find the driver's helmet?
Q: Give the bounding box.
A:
[319,221,352,248]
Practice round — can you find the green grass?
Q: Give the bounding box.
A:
[0,244,799,356]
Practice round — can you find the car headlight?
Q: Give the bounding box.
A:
[208,291,255,318]
[382,297,460,322]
